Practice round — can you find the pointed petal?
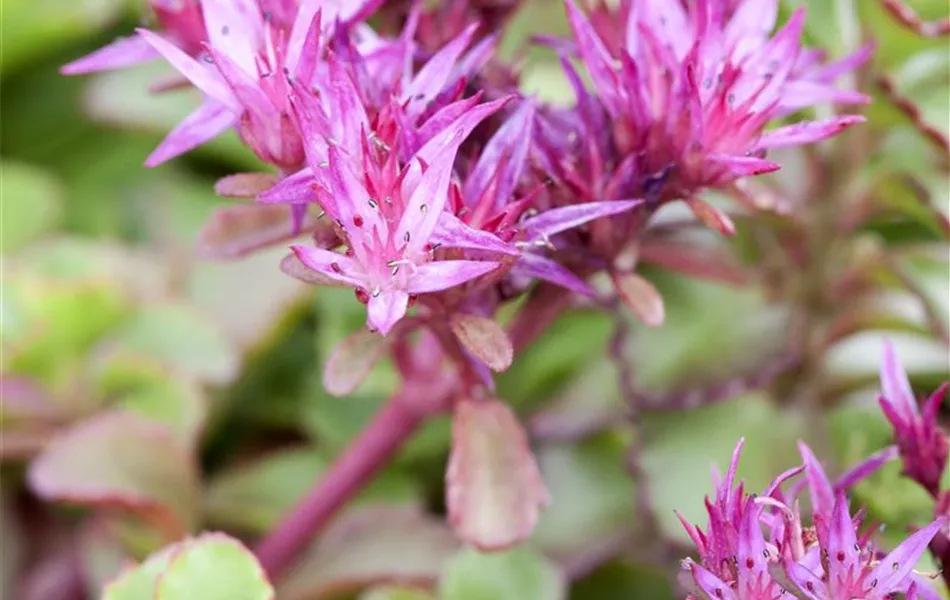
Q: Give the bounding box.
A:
[824,493,860,583]
[200,0,263,74]
[707,154,781,177]
[137,29,236,108]
[414,97,510,168]
[798,442,834,518]
[511,252,596,297]
[564,0,621,116]
[397,132,465,255]
[404,23,477,109]
[289,245,363,288]
[780,559,825,600]
[208,45,276,120]
[521,200,642,241]
[834,445,898,491]
[288,80,333,169]
[757,116,865,150]
[778,81,870,113]
[286,4,321,76]
[736,500,770,587]
[464,100,536,210]
[61,36,157,75]
[430,212,518,256]
[407,261,500,294]
[880,339,917,418]
[145,101,235,167]
[684,561,738,600]
[367,290,409,336]
[869,517,948,593]
[258,168,317,204]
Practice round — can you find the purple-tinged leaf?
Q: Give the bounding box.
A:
[28,411,200,539]
[447,398,550,551]
[280,253,345,287]
[323,329,391,396]
[214,173,280,198]
[450,314,514,372]
[686,197,736,236]
[197,204,318,259]
[611,271,665,327]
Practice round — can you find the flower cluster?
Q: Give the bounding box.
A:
[678,342,950,600]
[63,0,870,342]
[62,0,878,559]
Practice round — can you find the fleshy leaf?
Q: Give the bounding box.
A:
[449,313,514,372]
[110,303,239,385]
[611,272,665,327]
[154,533,274,600]
[685,197,737,236]
[447,398,550,551]
[103,533,274,600]
[28,411,200,538]
[439,546,566,600]
[280,252,346,287]
[196,203,312,259]
[278,506,457,600]
[323,328,392,396]
[359,587,435,600]
[214,173,280,198]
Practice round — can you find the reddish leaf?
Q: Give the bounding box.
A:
[27,411,200,539]
[323,329,391,397]
[447,398,550,552]
[449,313,514,372]
[611,271,665,327]
[686,197,736,236]
[197,204,309,260]
[214,173,280,198]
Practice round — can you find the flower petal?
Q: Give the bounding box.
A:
[61,36,157,75]
[258,168,317,204]
[146,100,236,167]
[464,100,536,211]
[880,339,917,419]
[430,212,518,256]
[521,200,642,241]
[289,245,363,288]
[757,116,865,150]
[834,445,898,491]
[869,517,949,593]
[367,290,409,336]
[137,29,235,108]
[404,23,477,110]
[200,0,263,74]
[798,442,834,518]
[407,261,500,294]
[510,252,596,297]
[780,558,825,600]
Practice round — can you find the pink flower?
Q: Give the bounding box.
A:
[561,0,869,203]
[290,116,511,335]
[878,340,949,496]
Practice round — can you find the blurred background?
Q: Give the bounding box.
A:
[1,0,948,599]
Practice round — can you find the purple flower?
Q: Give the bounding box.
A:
[561,0,869,202]
[878,340,949,496]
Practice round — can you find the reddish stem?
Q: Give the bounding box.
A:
[255,392,430,579]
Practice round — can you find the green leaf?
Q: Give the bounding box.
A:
[359,587,436,600]
[117,376,208,449]
[279,506,458,600]
[203,448,421,534]
[0,161,63,252]
[642,393,805,542]
[570,561,676,600]
[439,546,566,600]
[28,411,200,538]
[0,0,126,72]
[154,534,274,600]
[531,435,635,561]
[102,533,274,600]
[111,303,239,386]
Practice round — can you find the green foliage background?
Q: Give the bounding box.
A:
[1,1,948,599]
